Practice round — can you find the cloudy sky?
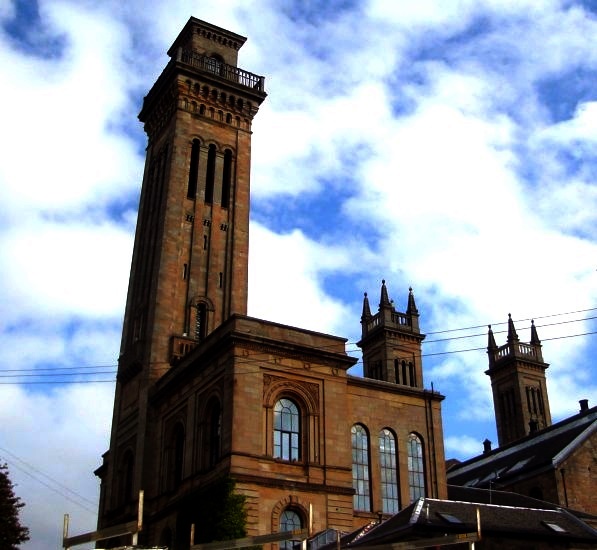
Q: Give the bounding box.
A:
[0,1,596,548]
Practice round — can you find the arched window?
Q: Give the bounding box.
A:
[195,303,207,340]
[279,509,302,550]
[205,144,216,203]
[407,433,425,502]
[273,398,300,461]
[379,429,399,514]
[205,55,223,75]
[187,139,200,199]
[352,424,371,511]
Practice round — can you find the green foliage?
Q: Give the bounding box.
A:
[193,477,248,543]
[0,463,30,550]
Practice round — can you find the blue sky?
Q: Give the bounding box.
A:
[0,1,596,549]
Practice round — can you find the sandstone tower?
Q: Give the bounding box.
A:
[486,315,551,446]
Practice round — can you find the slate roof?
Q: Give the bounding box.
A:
[346,497,597,546]
[447,406,597,489]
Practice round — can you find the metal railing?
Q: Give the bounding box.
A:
[179,50,265,92]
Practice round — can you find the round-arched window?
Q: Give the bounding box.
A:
[273,398,300,461]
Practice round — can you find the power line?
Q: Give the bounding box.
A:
[0,446,98,514]
[0,309,593,384]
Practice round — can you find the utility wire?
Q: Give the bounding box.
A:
[0,447,97,514]
[0,310,594,383]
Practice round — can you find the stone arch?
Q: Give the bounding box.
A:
[263,378,319,415]
[271,494,309,534]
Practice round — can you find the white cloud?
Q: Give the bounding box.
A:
[248,222,360,335]
[445,434,487,460]
[0,383,113,550]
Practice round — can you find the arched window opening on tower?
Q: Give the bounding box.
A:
[273,398,300,461]
[407,433,425,502]
[352,424,371,511]
[205,54,223,75]
[205,144,216,203]
[379,429,399,514]
[187,139,200,199]
[221,149,232,208]
[195,303,207,340]
[279,509,303,550]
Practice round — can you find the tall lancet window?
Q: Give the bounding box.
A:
[205,144,216,203]
[221,149,232,208]
[187,139,200,199]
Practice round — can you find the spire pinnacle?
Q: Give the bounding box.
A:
[361,292,372,320]
[530,319,541,345]
[487,324,497,350]
[379,279,391,309]
[406,286,418,316]
[507,313,519,343]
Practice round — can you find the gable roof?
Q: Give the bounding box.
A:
[447,406,597,489]
[346,497,597,546]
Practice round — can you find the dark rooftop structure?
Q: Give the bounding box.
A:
[447,404,596,492]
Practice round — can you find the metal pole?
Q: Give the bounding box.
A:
[63,514,70,550]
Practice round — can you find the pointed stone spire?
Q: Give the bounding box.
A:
[507,313,519,343]
[487,325,497,351]
[487,324,498,369]
[406,287,418,316]
[379,279,392,309]
[530,319,541,345]
[361,292,372,320]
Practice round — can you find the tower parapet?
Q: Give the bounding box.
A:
[361,281,421,339]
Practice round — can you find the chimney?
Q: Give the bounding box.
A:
[579,399,589,413]
[483,439,492,454]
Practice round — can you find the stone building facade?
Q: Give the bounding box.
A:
[95,17,447,550]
